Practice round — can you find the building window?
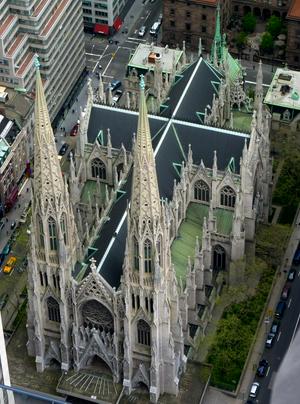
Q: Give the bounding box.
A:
[156,236,162,265]
[213,245,226,271]
[144,239,152,273]
[48,216,57,251]
[170,8,175,15]
[186,11,191,18]
[137,319,151,346]
[91,158,106,179]
[40,271,44,286]
[202,14,206,20]
[220,186,236,208]
[60,213,67,244]
[186,23,191,31]
[170,20,175,27]
[202,26,206,33]
[134,237,139,270]
[47,297,61,322]
[194,180,209,202]
[132,293,135,309]
[38,215,44,248]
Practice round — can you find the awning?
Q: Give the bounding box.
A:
[94,23,109,35]
[113,17,122,32]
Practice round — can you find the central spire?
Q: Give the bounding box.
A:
[33,56,65,208]
[130,75,161,224]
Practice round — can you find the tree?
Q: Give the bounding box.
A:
[260,32,274,53]
[242,13,257,34]
[266,15,283,38]
[235,32,247,49]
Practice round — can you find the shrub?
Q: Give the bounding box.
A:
[260,32,274,53]
[236,32,247,49]
[242,13,257,34]
[266,15,283,38]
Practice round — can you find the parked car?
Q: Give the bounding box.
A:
[138,26,146,37]
[281,283,291,300]
[107,80,122,92]
[3,256,17,274]
[265,332,276,348]
[288,268,296,281]
[150,21,160,36]
[249,382,260,398]
[70,122,79,136]
[270,321,280,335]
[292,248,300,265]
[58,143,69,156]
[256,359,269,377]
[112,89,123,104]
[10,220,16,230]
[275,300,287,319]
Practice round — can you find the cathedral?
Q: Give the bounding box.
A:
[26,27,272,403]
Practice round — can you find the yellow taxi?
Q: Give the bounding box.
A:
[3,256,17,274]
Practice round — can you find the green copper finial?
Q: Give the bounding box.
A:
[139,74,145,91]
[34,55,40,70]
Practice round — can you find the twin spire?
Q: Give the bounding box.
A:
[130,75,161,224]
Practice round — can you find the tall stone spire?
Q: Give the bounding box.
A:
[254,60,263,110]
[130,75,161,224]
[211,2,222,64]
[33,57,65,204]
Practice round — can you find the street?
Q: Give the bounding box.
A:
[247,265,300,404]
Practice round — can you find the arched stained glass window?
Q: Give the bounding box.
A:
[134,237,139,271]
[144,239,152,273]
[91,158,106,179]
[220,186,236,208]
[137,319,151,346]
[48,217,57,251]
[194,180,210,202]
[47,297,60,322]
[38,215,44,248]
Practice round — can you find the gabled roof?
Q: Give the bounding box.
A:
[84,57,250,288]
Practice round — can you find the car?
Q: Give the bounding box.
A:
[270,321,280,335]
[265,332,276,348]
[275,300,286,319]
[288,268,296,281]
[292,248,300,265]
[256,359,269,377]
[58,143,69,156]
[70,123,79,136]
[1,244,11,257]
[249,382,260,398]
[107,80,122,92]
[3,256,17,274]
[112,89,123,104]
[138,26,146,37]
[281,283,291,300]
[0,220,4,231]
[150,21,160,36]
[0,294,8,310]
[10,220,16,230]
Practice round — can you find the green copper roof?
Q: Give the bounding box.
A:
[215,208,234,235]
[171,203,208,283]
[224,48,242,82]
[81,179,110,204]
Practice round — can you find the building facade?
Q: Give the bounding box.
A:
[27,41,271,402]
[82,0,125,34]
[0,0,85,120]
[286,0,300,68]
[162,0,231,52]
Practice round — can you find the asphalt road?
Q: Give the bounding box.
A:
[248,265,300,404]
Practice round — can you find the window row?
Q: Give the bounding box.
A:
[132,293,154,313]
[194,180,236,208]
[38,215,67,251]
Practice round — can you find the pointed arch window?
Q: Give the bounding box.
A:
[47,297,61,322]
[38,215,44,248]
[91,158,106,179]
[134,237,139,271]
[156,236,162,266]
[144,239,152,273]
[48,216,57,251]
[194,180,210,202]
[60,213,67,245]
[220,186,236,208]
[137,319,151,346]
[213,244,226,271]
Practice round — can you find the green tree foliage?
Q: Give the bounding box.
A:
[266,15,283,38]
[242,13,257,33]
[260,32,274,53]
[235,32,247,49]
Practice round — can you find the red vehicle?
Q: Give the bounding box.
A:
[70,122,79,136]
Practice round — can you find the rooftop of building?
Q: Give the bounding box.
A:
[0,85,33,124]
[128,43,183,73]
[264,67,300,110]
[287,0,300,20]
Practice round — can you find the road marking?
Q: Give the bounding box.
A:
[298,271,300,277]
[18,178,29,195]
[102,74,114,79]
[85,52,102,57]
[144,11,151,21]
[288,298,292,308]
[102,46,120,76]
[291,312,300,342]
[266,366,270,377]
[277,331,281,342]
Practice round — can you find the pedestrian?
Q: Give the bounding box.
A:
[18,204,20,208]
[6,218,8,223]
[26,187,29,192]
